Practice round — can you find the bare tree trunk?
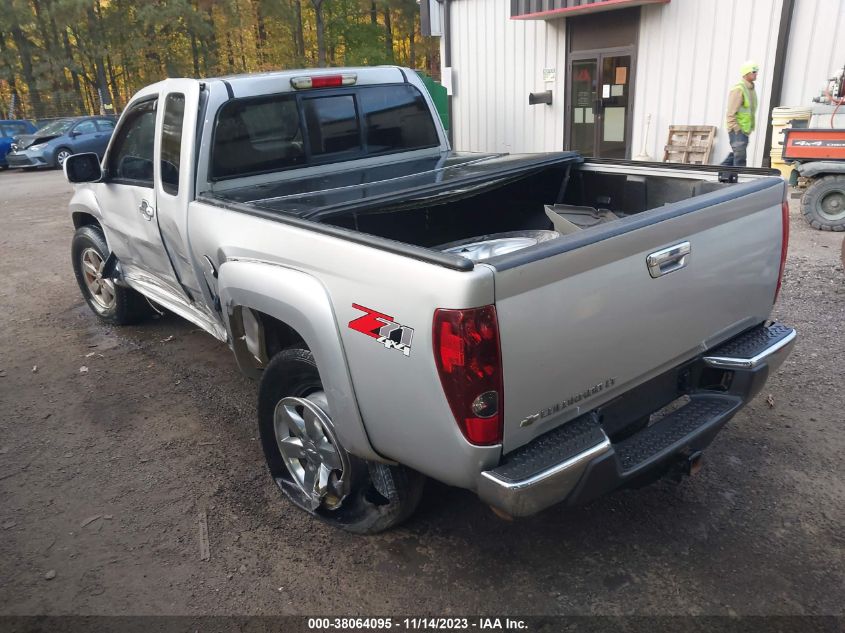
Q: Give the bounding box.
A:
[0,33,23,118]
[312,0,326,67]
[61,30,85,112]
[238,30,248,71]
[409,25,416,68]
[254,1,268,67]
[383,6,394,63]
[203,5,219,74]
[190,32,201,76]
[292,0,305,64]
[7,3,45,119]
[85,6,114,113]
[10,26,44,119]
[32,0,61,114]
[225,32,236,72]
[78,59,97,114]
[106,54,119,110]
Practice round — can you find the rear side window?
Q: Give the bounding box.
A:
[96,119,115,131]
[210,84,440,180]
[358,86,439,153]
[213,96,304,178]
[160,93,185,195]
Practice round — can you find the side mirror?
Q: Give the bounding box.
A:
[70,130,80,138]
[64,152,103,183]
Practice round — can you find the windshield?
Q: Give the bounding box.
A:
[35,119,73,136]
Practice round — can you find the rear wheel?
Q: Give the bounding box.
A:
[71,225,152,324]
[801,175,845,231]
[258,348,425,534]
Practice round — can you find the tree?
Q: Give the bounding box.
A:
[0,0,435,118]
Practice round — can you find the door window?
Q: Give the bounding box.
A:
[160,94,185,195]
[96,119,116,132]
[570,60,597,157]
[568,53,631,159]
[74,121,97,135]
[599,55,630,158]
[108,100,157,186]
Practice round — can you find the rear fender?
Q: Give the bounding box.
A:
[218,259,382,462]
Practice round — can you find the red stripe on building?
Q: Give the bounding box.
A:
[512,0,670,21]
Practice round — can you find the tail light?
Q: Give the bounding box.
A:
[433,306,504,446]
[774,199,790,303]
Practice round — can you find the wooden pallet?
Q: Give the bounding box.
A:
[663,125,717,164]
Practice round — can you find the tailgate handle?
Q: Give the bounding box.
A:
[647,242,690,278]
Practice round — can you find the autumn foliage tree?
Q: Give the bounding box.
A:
[0,0,440,119]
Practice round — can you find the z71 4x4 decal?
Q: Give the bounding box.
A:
[348,303,414,357]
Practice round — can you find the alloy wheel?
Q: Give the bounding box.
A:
[80,247,116,312]
[273,392,349,510]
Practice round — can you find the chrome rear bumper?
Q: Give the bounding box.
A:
[477,323,796,517]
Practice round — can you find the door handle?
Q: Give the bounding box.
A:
[139,199,155,220]
[647,242,690,278]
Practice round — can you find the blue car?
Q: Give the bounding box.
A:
[6,116,116,169]
[0,120,37,169]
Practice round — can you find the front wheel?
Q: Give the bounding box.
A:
[55,148,72,168]
[258,348,425,534]
[801,175,845,231]
[71,225,152,324]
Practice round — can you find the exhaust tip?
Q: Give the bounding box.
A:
[489,505,514,522]
[686,451,704,477]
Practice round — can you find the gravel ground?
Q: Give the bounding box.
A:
[0,170,843,617]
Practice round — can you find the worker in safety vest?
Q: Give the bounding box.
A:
[720,61,759,167]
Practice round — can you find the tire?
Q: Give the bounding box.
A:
[55,147,72,168]
[71,225,152,325]
[258,348,425,534]
[801,175,845,231]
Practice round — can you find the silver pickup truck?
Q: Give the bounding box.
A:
[65,66,796,533]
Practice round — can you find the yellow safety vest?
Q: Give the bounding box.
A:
[732,82,757,134]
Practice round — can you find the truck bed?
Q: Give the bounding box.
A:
[204,152,779,261]
[202,153,786,455]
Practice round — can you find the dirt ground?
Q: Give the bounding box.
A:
[0,169,843,617]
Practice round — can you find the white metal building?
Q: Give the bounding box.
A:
[421,0,845,167]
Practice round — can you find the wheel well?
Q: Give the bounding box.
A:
[260,312,307,358]
[72,212,102,231]
[230,306,307,378]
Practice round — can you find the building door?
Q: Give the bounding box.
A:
[568,50,633,159]
[565,7,639,159]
